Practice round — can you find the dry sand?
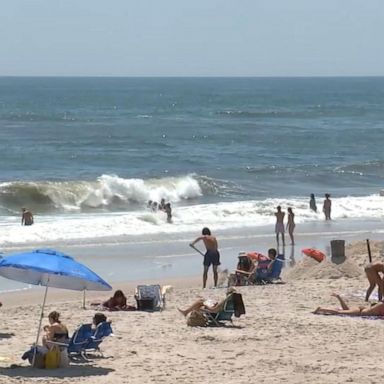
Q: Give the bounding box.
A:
[0,241,384,384]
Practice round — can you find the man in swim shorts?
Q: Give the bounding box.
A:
[21,208,34,226]
[275,206,285,246]
[190,227,220,288]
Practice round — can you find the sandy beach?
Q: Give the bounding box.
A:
[0,240,383,384]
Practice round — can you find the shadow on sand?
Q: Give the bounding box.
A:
[0,332,15,340]
[0,364,114,379]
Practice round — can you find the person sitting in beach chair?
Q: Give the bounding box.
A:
[252,248,285,284]
[83,318,114,356]
[178,288,245,326]
[233,249,284,285]
[22,311,70,368]
[230,251,268,286]
[233,253,257,286]
[53,314,113,358]
[313,293,384,317]
[135,284,165,311]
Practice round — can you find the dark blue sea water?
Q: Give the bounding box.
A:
[1,77,384,245]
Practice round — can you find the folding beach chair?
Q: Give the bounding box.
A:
[254,254,285,284]
[66,323,93,356]
[82,321,114,356]
[204,293,245,326]
[135,284,165,311]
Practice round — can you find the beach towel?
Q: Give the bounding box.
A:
[232,292,246,317]
[313,312,384,320]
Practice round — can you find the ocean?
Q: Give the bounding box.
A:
[1,76,384,249]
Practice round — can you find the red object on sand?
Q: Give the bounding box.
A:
[246,252,268,261]
[302,248,326,262]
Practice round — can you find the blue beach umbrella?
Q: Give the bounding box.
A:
[0,249,112,360]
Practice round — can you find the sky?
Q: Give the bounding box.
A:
[0,0,383,77]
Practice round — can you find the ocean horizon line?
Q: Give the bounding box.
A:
[0,75,383,79]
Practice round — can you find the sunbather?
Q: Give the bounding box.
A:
[42,311,69,347]
[313,293,384,316]
[178,288,236,316]
[364,262,384,302]
[102,290,128,310]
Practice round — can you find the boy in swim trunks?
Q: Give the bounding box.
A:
[190,227,220,288]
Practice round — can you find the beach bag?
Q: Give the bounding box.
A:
[22,345,46,369]
[187,310,208,327]
[59,347,69,368]
[45,345,61,369]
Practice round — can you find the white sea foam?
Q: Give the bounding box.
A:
[0,194,383,247]
[0,174,203,212]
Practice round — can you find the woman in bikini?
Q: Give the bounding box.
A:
[286,207,295,245]
[313,293,384,316]
[42,311,69,347]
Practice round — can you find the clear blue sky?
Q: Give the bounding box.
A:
[1,0,382,76]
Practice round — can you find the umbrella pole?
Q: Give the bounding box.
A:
[82,290,86,309]
[32,284,49,367]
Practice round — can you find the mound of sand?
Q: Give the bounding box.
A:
[285,255,362,280]
[285,240,384,281]
[345,240,384,267]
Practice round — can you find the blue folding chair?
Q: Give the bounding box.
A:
[254,254,285,284]
[66,323,93,355]
[268,254,285,280]
[82,321,114,356]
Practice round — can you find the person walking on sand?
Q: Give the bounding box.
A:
[21,208,34,226]
[286,207,295,245]
[309,193,317,213]
[323,194,332,220]
[190,227,220,288]
[275,206,285,246]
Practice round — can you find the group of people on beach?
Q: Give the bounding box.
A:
[22,310,108,367]
[188,224,384,320]
[273,193,332,247]
[147,198,172,223]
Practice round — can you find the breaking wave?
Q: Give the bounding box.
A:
[0,174,210,213]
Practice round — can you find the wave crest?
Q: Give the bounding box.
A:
[0,174,206,213]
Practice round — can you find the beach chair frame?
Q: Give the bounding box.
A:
[203,294,235,327]
[135,284,165,311]
[82,321,114,357]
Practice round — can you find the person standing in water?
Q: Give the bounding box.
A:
[164,203,172,223]
[275,206,285,246]
[323,194,332,220]
[286,207,295,245]
[190,227,220,289]
[21,208,34,226]
[309,194,317,213]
